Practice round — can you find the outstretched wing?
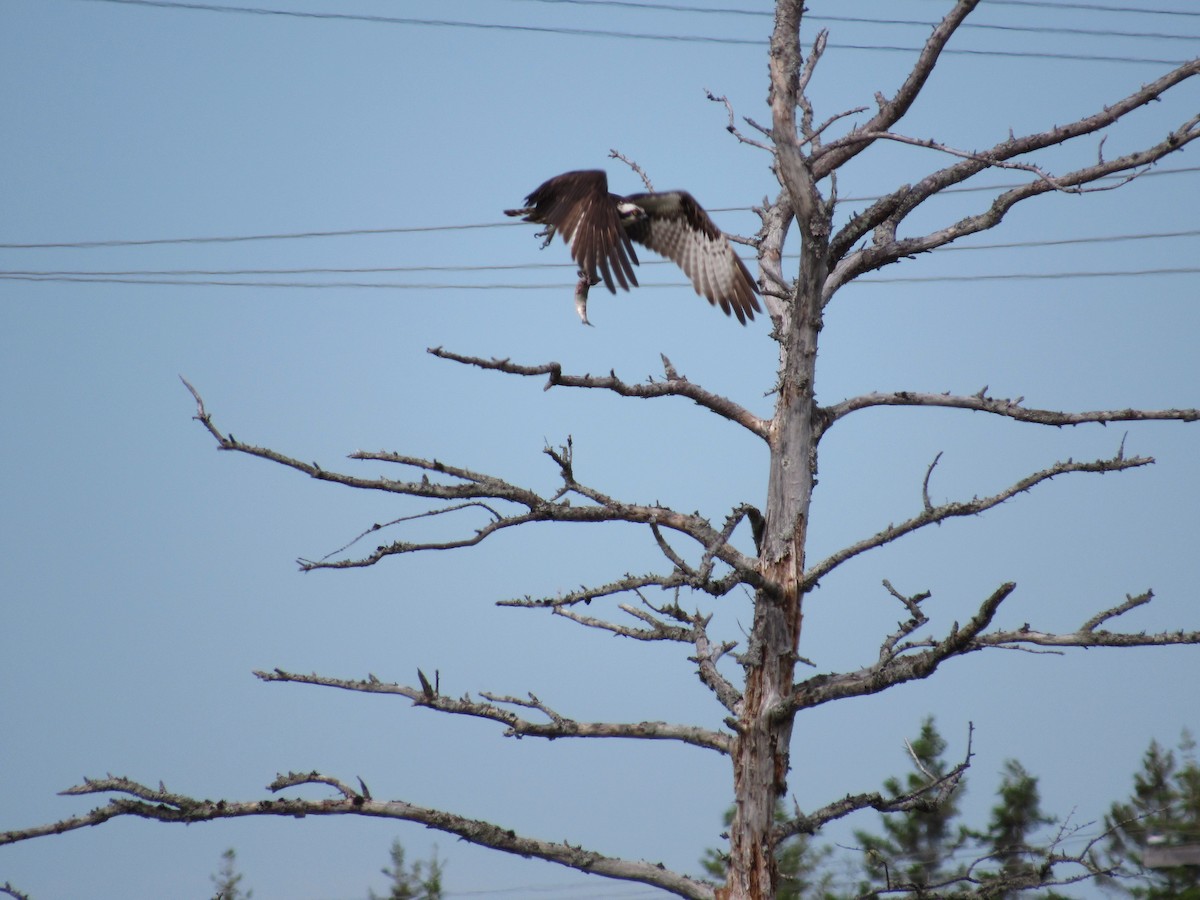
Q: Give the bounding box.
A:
[623,191,760,324]
[515,170,639,294]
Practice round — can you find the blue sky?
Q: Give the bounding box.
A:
[1,1,1198,897]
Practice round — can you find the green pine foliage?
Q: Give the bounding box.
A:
[702,718,1093,898]
[969,760,1066,899]
[368,839,445,900]
[1104,731,1200,899]
[853,717,971,896]
[210,848,252,900]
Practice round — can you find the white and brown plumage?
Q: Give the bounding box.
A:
[505,170,760,325]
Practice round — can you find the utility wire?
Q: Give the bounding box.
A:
[832,164,1200,203]
[910,0,1200,16]
[852,266,1200,284]
[529,0,1200,16]
[2,230,1196,279]
[76,0,758,44]
[3,268,1196,290]
[0,222,513,250]
[823,44,1186,65]
[3,169,1196,251]
[73,0,1196,63]
[930,228,1200,252]
[512,0,1200,41]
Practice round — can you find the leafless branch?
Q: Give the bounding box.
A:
[808,0,983,178]
[879,580,933,663]
[705,90,773,152]
[552,599,692,643]
[553,590,743,715]
[253,667,732,754]
[501,571,689,609]
[608,148,655,191]
[315,502,503,563]
[651,521,692,573]
[0,884,30,900]
[269,769,366,800]
[971,620,1200,652]
[801,104,869,150]
[182,381,760,580]
[691,623,744,715]
[796,29,829,145]
[777,723,973,841]
[838,129,1154,194]
[792,582,1016,712]
[1080,590,1154,632]
[641,590,744,713]
[883,579,932,622]
[793,584,1200,713]
[903,737,936,781]
[920,452,942,512]
[0,775,716,899]
[705,505,756,581]
[804,450,1151,590]
[825,64,1200,294]
[820,389,1200,434]
[849,811,1120,897]
[501,558,752,611]
[429,346,770,441]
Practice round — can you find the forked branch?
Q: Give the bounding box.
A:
[806,0,983,178]
[552,590,744,715]
[181,378,760,582]
[825,64,1200,291]
[845,812,1118,897]
[793,583,1200,712]
[777,724,974,841]
[803,449,1152,590]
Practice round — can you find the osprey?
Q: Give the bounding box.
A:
[505,170,761,325]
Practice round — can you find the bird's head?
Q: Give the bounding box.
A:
[616,199,647,223]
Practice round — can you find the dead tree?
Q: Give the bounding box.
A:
[3,2,1198,898]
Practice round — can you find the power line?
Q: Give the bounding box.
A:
[533,0,1200,16]
[823,44,1186,65]
[852,266,1200,284]
[440,881,662,898]
[915,0,1200,17]
[817,13,1197,42]
[0,274,639,289]
[4,168,1198,251]
[2,267,1196,290]
[836,165,1200,204]
[73,0,1195,63]
[512,1,1200,41]
[0,263,574,277]
[2,229,1195,279]
[2,169,1196,251]
[78,0,765,43]
[509,0,765,17]
[0,222,519,250]
[932,228,1200,252]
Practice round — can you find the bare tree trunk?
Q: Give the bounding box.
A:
[720,3,826,895]
[726,208,827,900]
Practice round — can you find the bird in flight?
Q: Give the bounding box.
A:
[505,169,760,325]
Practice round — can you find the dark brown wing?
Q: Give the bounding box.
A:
[623,191,760,324]
[518,170,639,293]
